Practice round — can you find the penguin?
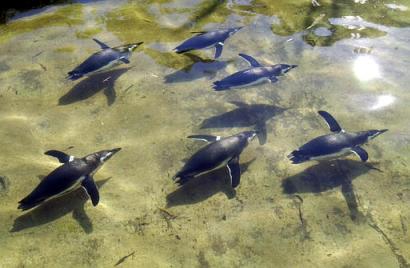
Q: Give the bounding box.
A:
[174,27,242,59]
[200,101,288,145]
[213,53,297,91]
[67,38,143,80]
[18,148,121,211]
[288,111,387,164]
[173,131,257,188]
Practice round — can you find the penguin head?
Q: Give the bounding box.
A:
[228,27,243,36]
[237,131,258,144]
[116,42,143,52]
[85,148,122,165]
[364,129,388,141]
[99,148,122,162]
[279,64,298,74]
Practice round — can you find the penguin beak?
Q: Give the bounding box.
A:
[375,129,388,137]
[130,42,143,51]
[100,148,122,162]
[283,65,297,73]
[248,132,258,142]
[110,147,122,154]
[368,129,388,140]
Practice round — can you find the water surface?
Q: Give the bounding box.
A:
[0,0,409,267]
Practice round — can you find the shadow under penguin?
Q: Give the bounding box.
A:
[164,53,229,84]
[11,178,111,233]
[200,101,287,145]
[166,159,255,208]
[282,159,382,221]
[59,67,131,106]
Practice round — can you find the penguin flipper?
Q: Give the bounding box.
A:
[238,53,262,67]
[92,38,110,49]
[255,121,267,145]
[81,175,100,206]
[214,43,224,59]
[318,110,343,133]
[351,146,368,162]
[44,150,73,163]
[187,135,221,143]
[227,156,241,188]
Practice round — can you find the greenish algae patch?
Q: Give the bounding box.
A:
[105,1,234,69]
[55,46,76,53]
[0,4,84,44]
[75,27,102,39]
[233,0,410,46]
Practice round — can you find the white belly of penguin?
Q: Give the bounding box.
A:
[87,59,122,76]
[230,77,270,89]
[47,175,86,201]
[309,147,353,161]
[194,157,233,177]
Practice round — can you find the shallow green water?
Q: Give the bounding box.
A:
[0,0,410,267]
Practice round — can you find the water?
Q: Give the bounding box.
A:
[0,0,409,267]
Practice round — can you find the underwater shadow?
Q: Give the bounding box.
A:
[200,101,287,145]
[164,53,229,83]
[59,67,131,106]
[11,178,111,233]
[282,160,381,221]
[166,159,255,208]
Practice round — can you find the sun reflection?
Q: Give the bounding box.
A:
[353,55,381,81]
[370,94,396,110]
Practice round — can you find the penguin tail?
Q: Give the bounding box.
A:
[67,71,83,81]
[18,197,45,211]
[173,44,192,54]
[174,48,192,54]
[213,81,229,91]
[287,150,307,164]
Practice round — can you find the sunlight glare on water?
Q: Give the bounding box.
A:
[369,94,396,110]
[353,55,381,81]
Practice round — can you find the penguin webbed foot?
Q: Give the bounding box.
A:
[67,71,83,81]
[173,174,191,186]
[287,150,308,164]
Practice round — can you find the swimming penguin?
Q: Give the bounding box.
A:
[200,101,288,145]
[67,38,143,80]
[18,148,121,211]
[213,53,297,91]
[173,131,257,188]
[288,111,387,164]
[174,27,242,59]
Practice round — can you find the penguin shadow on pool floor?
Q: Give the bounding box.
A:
[59,67,131,106]
[282,159,382,221]
[11,178,111,233]
[166,159,255,208]
[164,53,230,84]
[200,101,288,145]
